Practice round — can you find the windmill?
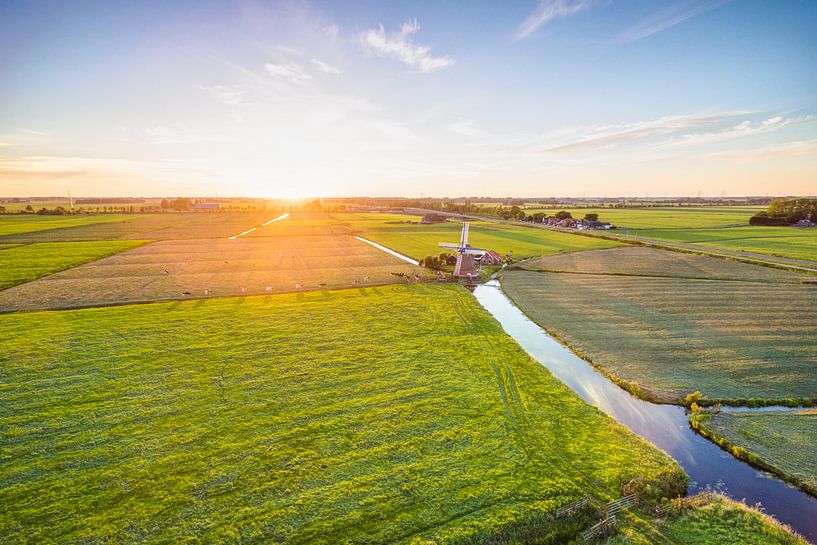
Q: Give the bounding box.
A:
[439,222,485,277]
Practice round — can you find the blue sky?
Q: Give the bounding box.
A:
[1,0,815,197]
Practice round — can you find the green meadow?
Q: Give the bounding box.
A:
[0,240,146,290]
[504,248,817,404]
[521,206,763,229]
[335,213,621,260]
[691,410,817,496]
[634,226,817,263]
[604,494,808,545]
[0,284,685,544]
[0,214,135,237]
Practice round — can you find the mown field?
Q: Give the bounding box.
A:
[604,494,808,545]
[518,246,813,283]
[333,213,622,260]
[0,284,685,544]
[521,206,763,229]
[0,235,432,312]
[503,248,817,404]
[0,212,275,242]
[0,214,135,237]
[0,240,146,290]
[691,410,817,496]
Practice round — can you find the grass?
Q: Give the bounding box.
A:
[0,214,135,237]
[0,235,433,312]
[632,226,817,263]
[0,212,275,242]
[521,206,764,230]
[603,494,807,545]
[690,410,817,496]
[503,249,817,404]
[0,284,686,544]
[333,213,622,260]
[0,241,146,291]
[518,246,814,283]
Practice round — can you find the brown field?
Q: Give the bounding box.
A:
[518,246,814,283]
[0,235,432,312]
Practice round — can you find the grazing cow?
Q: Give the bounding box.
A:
[363,276,369,282]
[181,291,191,296]
[265,286,273,292]
[295,283,302,289]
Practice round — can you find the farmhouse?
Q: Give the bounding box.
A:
[479,250,503,265]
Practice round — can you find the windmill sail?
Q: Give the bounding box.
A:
[460,222,469,247]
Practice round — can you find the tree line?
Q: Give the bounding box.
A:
[749,198,817,225]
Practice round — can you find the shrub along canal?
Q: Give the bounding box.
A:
[473,279,817,543]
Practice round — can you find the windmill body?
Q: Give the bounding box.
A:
[438,222,485,277]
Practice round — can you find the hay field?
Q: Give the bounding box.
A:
[503,253,817,404]
[0,235,432,312]
[0,212,275,242]
[692,410,817,496]
[0,284,685,544]
[0,241,146,290]
[519,246,814,283]
[334,213,621,260]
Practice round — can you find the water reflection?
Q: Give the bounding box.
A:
[472,280,817,543]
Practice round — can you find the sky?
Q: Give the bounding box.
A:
[1,0,816,198]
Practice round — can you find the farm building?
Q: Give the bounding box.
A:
[421,213,447,224]
[479,250,504,265]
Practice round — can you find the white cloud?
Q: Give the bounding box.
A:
[264,63,312,83]
[310,58,341,75]
[515,0,598,40]
[615,0,731,43]
[360,19,453,73]
[322,24,339,40]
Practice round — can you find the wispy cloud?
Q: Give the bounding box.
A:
[615,0,731,43]
[703,139,817,161]
[264,62,312,83]
[542,111,750,154]
[515,0,598,40]
[310,58,341,75]
[322,24,339,40]
[360,20,453,73]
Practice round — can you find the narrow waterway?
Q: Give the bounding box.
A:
[472,280,817,543]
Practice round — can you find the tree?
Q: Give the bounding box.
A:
[554,210,573,220]
[171,198,192,211]
[25,204,34,212]
[419,255,441,269]
[584,213,599,221]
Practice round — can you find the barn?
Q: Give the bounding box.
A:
[479,250,503,265]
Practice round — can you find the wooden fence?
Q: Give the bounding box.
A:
[580,515,617,542]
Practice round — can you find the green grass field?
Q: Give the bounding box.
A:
[691,410,817,496]
[521,206,763,230]
[0,241,146,291]
[632,226,817,263]
[503,248,817,404]
[0,214,135,237]
[334,213,622,260]
[604,494,808,545]
[0,284,686,544]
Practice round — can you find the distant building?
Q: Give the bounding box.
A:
[420,213,447,224]
[479,250,504,265]
[194,203,221,210]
